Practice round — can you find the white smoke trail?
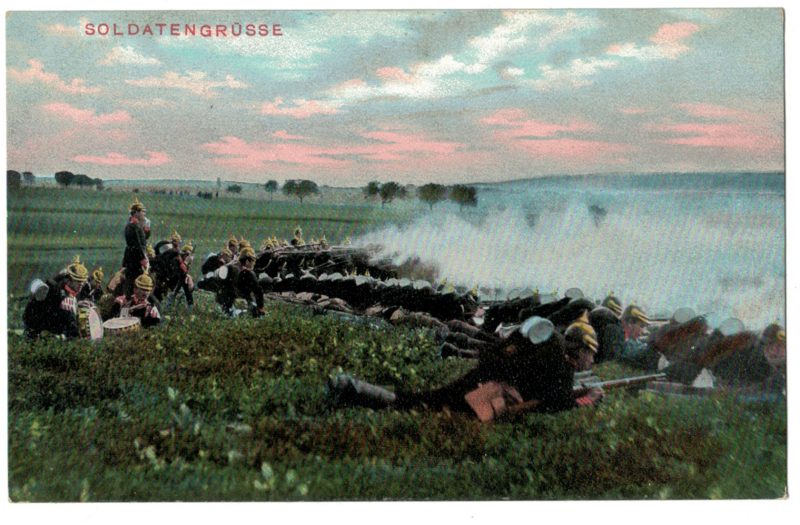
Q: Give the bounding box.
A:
[357,190,784,330]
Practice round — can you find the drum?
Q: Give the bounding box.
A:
[77,302,104,340]
[103,317,141,336]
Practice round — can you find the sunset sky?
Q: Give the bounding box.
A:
[6,9,785,186]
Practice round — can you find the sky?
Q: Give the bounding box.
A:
[6,8,785,186]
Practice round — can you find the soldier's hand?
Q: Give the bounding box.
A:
[586,387,605,404]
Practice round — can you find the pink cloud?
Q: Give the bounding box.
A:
[652,122,780,151]
[260,97,340,119]
[9,59,101,94]
[41,102,132,126]
[72,151,171,166]
[126,71,247,97]
[650,22,701,46]
[513,138,631,160]
[481,108,597,138]
[272,130,307,141]
[675,102,757,121]
[203,131,466,170]
[375,67,413,83]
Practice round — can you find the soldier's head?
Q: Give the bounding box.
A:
[171,230,182,249]
[146,244,156,260]
[239,247,256,270]
[181,242,195,264]
[601,293,623,318]
[134,273,154,302]
[239,238,251,251]
[219,247,233,264]
[91,267,105,288]
[564,319,599,371]
[227,235,239,254]
[129,197,146,221]
[622,304,650,328]
[66,255,89,290]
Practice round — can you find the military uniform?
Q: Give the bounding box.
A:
[23,256,89,339]
[161,243,196,309]
[79,267,106,304]
[110,273,161,328]
[329,317,603,418]
[216,247,264,317]
[122,198,150,297]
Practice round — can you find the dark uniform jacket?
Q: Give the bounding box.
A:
[122,217,148,277]
[216,264,264,315]
[23,278,81,339]
[110,294,161,328]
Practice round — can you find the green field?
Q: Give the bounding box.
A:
[6,187,787,500]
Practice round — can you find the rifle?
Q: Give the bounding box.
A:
[502,372,666,419]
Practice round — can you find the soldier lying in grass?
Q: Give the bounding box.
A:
[327,316,604,421]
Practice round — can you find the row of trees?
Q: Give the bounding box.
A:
[55,171,104,190]
[7,170,104,190]
[364,181,478,210]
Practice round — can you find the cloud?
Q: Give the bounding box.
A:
[202,130,465,169]
[260,97,341,119]
[529,57,619,91]
[481,108,629,161]
[675,102,757,121]
[607,22,700,61]
[126,71,247,97]
[119,98,173,108]
[99,46,162,66]
[481,109,597,137]
[41,102,132,126]
[649,101,782,152]
[72,151,171,166]
[8,59,101,94]
[272,130,307,140]
[41,22,80,36]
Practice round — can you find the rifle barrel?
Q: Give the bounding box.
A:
[575,373,666,392]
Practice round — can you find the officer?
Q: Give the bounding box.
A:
[122,197,150,297]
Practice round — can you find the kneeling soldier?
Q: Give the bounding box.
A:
[23,255,90,339]
[111,272,161,328]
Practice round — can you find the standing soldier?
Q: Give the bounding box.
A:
[291,226,305,246]
[23,255,90,339]
[163,242,196,311]
[123,197,150,297]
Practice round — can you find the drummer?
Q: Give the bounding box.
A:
[111,272,162,328]
[22,255,89,339]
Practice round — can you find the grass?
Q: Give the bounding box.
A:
[6,187,787,501]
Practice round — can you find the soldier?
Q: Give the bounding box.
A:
[621,303,651,340]
[79,266,105,304]
[162,242,196,311]
[227,235,240,259]
[154,230,182,256]
[110,272,161,328]
[201,247,232,275]
[122,197,150,297]
[216,247,264,317]
[601,293,623,318]
[23,255,89,339]
[328,316,604,419]
[290,226,305,246]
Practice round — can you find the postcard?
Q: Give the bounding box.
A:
[5,7,787,504]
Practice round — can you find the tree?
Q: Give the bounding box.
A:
[379,181,402,207]
[363,181,380,200]
[94,178,104,191]
[264,180,278,200]
[449,184,478,211]
[7,170,22,190]
[283,179,319,203]
[417,183,447,210]
[22,171,35,185]
[73,174,94,187]
[227,184,243,194]
[54,171,75,187]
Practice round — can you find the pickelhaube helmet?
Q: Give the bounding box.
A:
[129,196,145,213]
[602,292,623,317]
[146,244,156,258]
[67,255,89,283]
[622,304,650,325]
[565,319,599,354]
[171,230,182,243]
[134,272,154,293]
[92,266,105,282]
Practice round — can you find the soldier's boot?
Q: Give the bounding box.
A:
[326,373,396,409]
[438,342,479,360]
